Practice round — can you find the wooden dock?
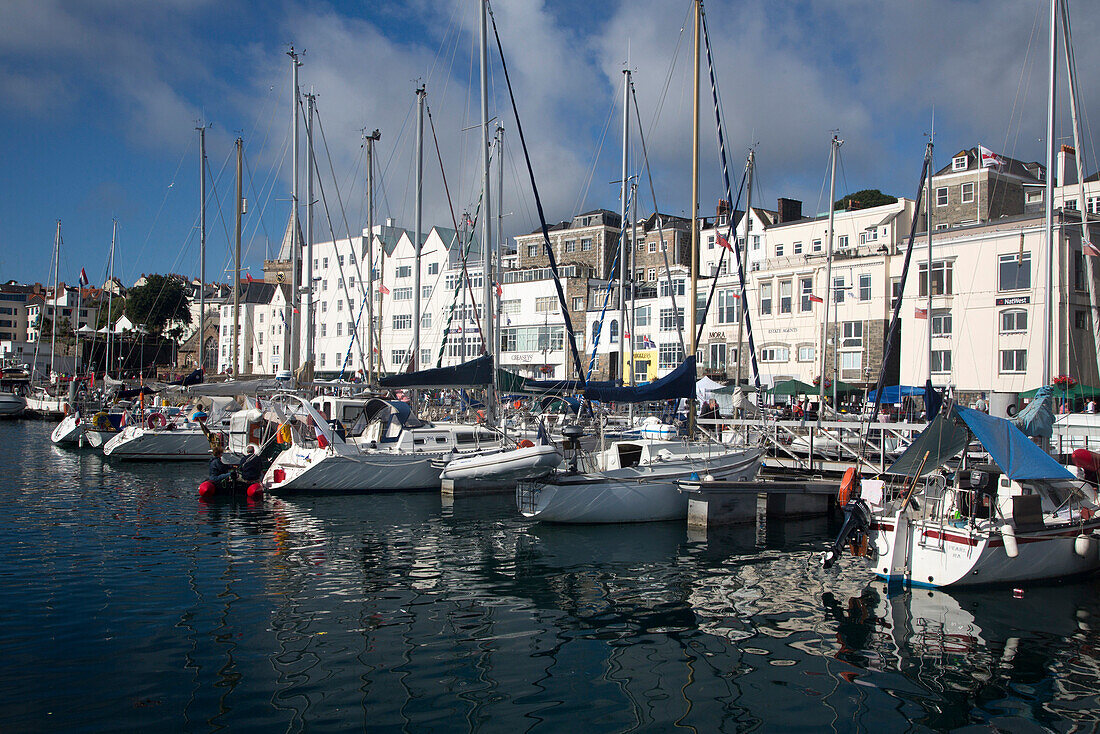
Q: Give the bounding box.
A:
[679,476,841,528]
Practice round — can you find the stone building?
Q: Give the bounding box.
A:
[926,146,1045,230]
[513,209,621,279]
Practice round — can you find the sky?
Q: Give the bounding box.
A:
[2,0,1099,289]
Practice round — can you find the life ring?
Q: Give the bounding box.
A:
[513,400,523,410]
[516,439,535,449]
[838,467,860,505]
[92,412,111,430]
[147,412,167,430]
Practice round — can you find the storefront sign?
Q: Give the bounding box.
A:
[995,296,1030,306]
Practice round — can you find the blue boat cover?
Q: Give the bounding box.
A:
[886,412,970,477]
[1012,385,1055,439]
[583,357,696,404]
[955,405,1072,480]
[923,379,943,418]
[866,385,925,403]
[379,354,493,389]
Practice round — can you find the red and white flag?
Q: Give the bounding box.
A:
[808,294,823,304]
[245,272,254,284]
[716,232,733,251]
[379,284,390,295]
[978,144,1004,168]
[495,282,503,297]
[315,423,329,449]
[79,268,89,287]
[1085,240,1100,257]
[914,307,928,319]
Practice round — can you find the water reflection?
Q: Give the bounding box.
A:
[4,419,1100,732]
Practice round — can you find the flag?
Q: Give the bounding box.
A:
[716,232,733,251]
[624,331,631,340]
[914,307,928,319]
[495,282,503,297]
[119,411,129,428]
[246,272,254,284]
[379,284,390,295]
[978,144,1004,168]
[1086,240,1100,257]
[79,268,89,287]
[808,294,823,304]
[315,423,329,449]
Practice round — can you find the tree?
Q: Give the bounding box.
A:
[124,274,191,335]
[834,189,897,211]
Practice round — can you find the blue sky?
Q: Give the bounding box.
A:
[3,0,1098,288]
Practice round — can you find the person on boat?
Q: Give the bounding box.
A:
[209,446,233,488]
[238,445,263,484]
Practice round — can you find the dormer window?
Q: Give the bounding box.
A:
[953,155,968,171]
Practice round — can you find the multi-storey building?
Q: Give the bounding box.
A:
[927,146,1045,230]
[513,209,621,278]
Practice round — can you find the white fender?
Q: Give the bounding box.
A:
[1001,524,1019,558]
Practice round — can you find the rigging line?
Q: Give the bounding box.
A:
[426,102,489,354]
[128,140,192,279]
[571,83,619,219]
[425,0,464,88]
[310,101,369,370]
[700,6,761,387]
[205,148,239,277]
[488,0,586,385]
[1063,4,1099,185]
[631,80,686,354]
[245,105,293,259]
[241,142,289,262]
[645,0,693,141]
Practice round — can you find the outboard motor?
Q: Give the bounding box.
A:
[561,424,586,474]
[821,498,872,570]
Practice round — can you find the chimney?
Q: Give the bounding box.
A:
[777,198,802,224]
[1058,144,1077,187]
[715,199,730,218]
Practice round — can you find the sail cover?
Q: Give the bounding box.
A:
[885,413,969,477]
[1012,385,1055,438]
[583,357,696,404]
[378,354,493,389]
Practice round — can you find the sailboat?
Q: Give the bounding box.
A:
[26,222,71,418]
[822,0,1100,588]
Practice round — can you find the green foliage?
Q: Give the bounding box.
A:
[834,189,897,211]
[124,275,191,335]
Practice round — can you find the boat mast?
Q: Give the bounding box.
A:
[495,124,505,373]
[304,92,315,372]
[1059,0,1100,385]
[618,67,631,387]
[925,132,934,399]
[818,135,840,429]
[629,179,638,422]
[480,0,496,425]
[49,220,61,382]
[365,128,380,383]
[688,0,701,437]
[197,124,207,374]
[1042,0,1057,388]
[288,47,302,376]
[413,84,426,404]
[106,220,116,378]
[736,151,754,389]
[233,137,243,377]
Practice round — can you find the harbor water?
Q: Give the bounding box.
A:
[4,419,1100,732]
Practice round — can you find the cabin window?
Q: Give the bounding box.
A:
[456,432,476,444]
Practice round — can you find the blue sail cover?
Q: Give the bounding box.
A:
[583,357,697,404]
[955,405,1072,481]
[1012,385,1055,439]
[379,354,493,389]
[866,385,925,403]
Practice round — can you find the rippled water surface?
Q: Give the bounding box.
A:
[3,420,1100,732]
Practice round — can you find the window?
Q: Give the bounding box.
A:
[760,283,772,315]
[776,244,784,257]
[338,255,345,267]
[396,265,412,278]
[792,241,802,255]
[1026,190,1043,204]
[752,235,760,251]
[321,301,327,313]
[858,274,871,301]
[323,257,329,269]
[1075,252,1087,292]
[931,311,952,337]
[636,305,651,327]
[581,238,592,252]
[931,349,952,373]
[1076,310,1088,329]
[318,353,324,367]
[953,155,967,171]
[1000,309,1027,333]
[337,300,343,312]
[659,343,685,369]
[961,182,975,204]
[502,299,521,315]
[707,343,727,368]
[321,323,327,337]
[1088,196,1100,214]
[812,239,823,253]
[800,277,814,312]
[393,287,413,301]
[565,240,576,253]
[428,262,439,275]
[527,244,539,257]
[842,321,863,348]
[707,235,715,250]
[421,313,431,329]
[936,187,948,207]
[760,346,789,363]
[572,297,585,311]
[779,280,792,314]
[891,278,902,308]
[535,297,557,313]
[797,345,815,362]
[998,252,1031,291]
[648,241,656,254]
[322,279,328,292]
[659,307,684,331]
[918,261,953,296]
[1000,349,1026,373]
[391,349,407,365]
[838,235,849,249]
[833,276,846,304]
[336,323,342,336]
[637,240,646,252]
[717,290,740,324]
[659,279,686,298]
[647,268,656,281]
[840,351,862,375]
[609,320,619,343]
[393,314,412,329]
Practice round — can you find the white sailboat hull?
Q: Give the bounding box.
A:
[440,444,562,483]
[264,446,453,492]
[102,426,216,460]
[870,511,1100,588]
[50,413,83,445]
[518,447,764,524]
[25,393,67,417]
